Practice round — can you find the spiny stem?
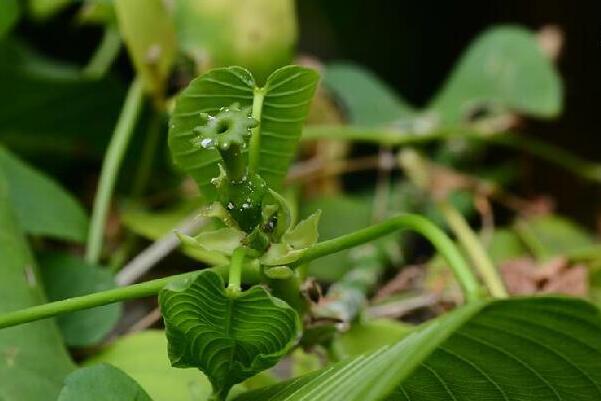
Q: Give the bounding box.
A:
[291,213,482,303]
[228,247,246,292]
[248,87,265,174]
[439,201,508,298]
[86,77,144,264]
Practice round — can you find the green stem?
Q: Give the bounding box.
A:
[248,87,265,174]
[291,214,481,302]
[86,77,144,264]
[83,25,121,79]
[227,248,246,292]
[439,201,508,298]
[302,126,601,184]
[0,264,262,330]
[219,143,247,182]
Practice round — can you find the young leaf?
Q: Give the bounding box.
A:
[234,297,601,401]
[0,166,75,401]
[159,270,301,399]
[169,65,318,199]
[0,146,89,242]
[430,26,562,124]
[324,62,414,125]
[177,227,245,256]
[39,253,121,347]
[87,331,212,401]
[58,364,153,401]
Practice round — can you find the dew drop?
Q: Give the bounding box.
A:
[200,138,214,148]
[227,202,235,210]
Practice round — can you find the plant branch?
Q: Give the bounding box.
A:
[302,126,601,184]
[83,25,121,79]
[227,247,246,292]
[291,213,482,302]
[86,77,144,264]
[438,200,508,298]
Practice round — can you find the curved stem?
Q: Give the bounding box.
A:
[291,214,482,303]
[248,87,265,174]
[83,25,121,79]
[228,247,246,292]
[439,201,508,298]
[86,77,144,264]
[302,126,601,184]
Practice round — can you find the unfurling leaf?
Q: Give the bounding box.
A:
[176,227,245,256]
[261,211,321,266]
[159,270,300,399]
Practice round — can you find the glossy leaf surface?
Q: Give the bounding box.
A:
[0,146,88,242]
[235,297,601,401]
[58,364,153,401]
[169,65,318,199]
[160,270,301,398]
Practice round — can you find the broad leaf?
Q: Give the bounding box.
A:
[58,364,153,401]
[0,146,88,242]
[39,253,121,347]
[430,26,562,124]
[87,331,212,401]
[174,0,297,83]
[169,65,318,199]
[234,297,601,401]
[0,165,75,401]
[324,62,414,125]
[160,269,301,399]
[522,214,596,258]
[114,0,176,94]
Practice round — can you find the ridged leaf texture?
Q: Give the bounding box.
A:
[234,297,601,401]
[169,65,319,199]
[159,270,301,399]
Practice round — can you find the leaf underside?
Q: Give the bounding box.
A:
[168,65,318,199]
[159,270,301,398]
[234,297,601,401]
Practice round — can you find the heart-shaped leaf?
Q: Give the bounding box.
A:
[234,297,601,401]
[169,65,318,199]
[159,270,301,399]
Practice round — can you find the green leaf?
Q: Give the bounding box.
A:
[169,65,318,199]
[282,210,321,250]
[0,146,88,242]
[174,0,297,83]
[178,227,245,256]
[28,0,72,20]
[58,364,153,401]
[114,0,176,94]
[324,62,414,125]
[335,319,413,358]
[159,269,301,399]
[486,228,528,264]
[86,330,212,401]
[524,214,595,257]
[430,26,562,124]
[234,297,601,401]
[0,161,75,401]
[38,253,121,347]
[0,0,19,38]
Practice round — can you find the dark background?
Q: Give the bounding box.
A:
[298,0,601,228]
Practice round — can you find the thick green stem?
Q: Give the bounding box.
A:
[302,126,601,184]
[228,247,246,292]
[439,201,508,298]
[219,143,247,182]
[83,25,121,79]
[291,214,482,302]
[248,87,265,174]
[86,78,144,264]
